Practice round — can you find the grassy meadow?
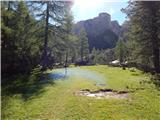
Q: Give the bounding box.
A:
[2,65,160,120]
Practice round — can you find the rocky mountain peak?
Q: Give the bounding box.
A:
[73,12,122,50]
[98,12,111,19]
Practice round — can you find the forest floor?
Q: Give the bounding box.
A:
[2,65,160,120]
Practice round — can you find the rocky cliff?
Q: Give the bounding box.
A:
[73,12,122,50]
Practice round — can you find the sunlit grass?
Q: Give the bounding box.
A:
[2,65,160,120]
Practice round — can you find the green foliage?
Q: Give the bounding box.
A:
[1,1,75,78]
[29,1,73,69]
[90,48,116,65]
[78,28,89,61]
[28,65,42,84]
[122,1,160,72]
[105,48,116,63]
[1,1,42,77]
[115,39,127,63]
[91,48,106,64]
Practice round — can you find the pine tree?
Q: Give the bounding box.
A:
[63,9,74,66]
[30,1,73,70]
[122,1,160,72]
[115,39,127,63]
[1,1,42,76]
[92,47,98,64]
[78,28,89,61]
[1,1,16,75]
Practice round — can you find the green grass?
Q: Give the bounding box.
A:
[2,65,160,120]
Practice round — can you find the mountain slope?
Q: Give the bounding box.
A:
[73,13,122,50]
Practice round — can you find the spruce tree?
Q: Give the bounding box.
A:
[30,1,73,70]
[1,1,38,75]
[115,39,127,63]
[78,28,89,61]
[122,1,160,72]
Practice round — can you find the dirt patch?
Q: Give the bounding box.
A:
[75,89,130,99]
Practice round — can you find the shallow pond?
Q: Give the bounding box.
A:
[49,67,107,86]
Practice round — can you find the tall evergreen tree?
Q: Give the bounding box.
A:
[122,1,160,72]
[30,1,73,70]
[1,1,16,75]
[115,39,127,63]
[1,1,39,75]
[78,28,89,61]
[63,9,74,66]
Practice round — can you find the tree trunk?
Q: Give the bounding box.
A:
[150,2,160,73]
[65,52,68,67]
[81,41,83,61]
[41,2,49,70]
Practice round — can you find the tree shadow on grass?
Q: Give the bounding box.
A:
[131,73,141,76]
[139,74,160,90]
[2,72,57,101]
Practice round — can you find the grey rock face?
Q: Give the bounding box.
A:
[111,20,122,37]
[73,12,122,50]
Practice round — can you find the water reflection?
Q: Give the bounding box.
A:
[65,67,67,77]
[49,73,65,80]
[48,67,107,86]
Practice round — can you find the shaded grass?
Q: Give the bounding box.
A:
[2,67,55,101]
[2,65,160,120]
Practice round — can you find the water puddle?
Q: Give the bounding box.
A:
[48,67,107,86]
[49,73,66,80]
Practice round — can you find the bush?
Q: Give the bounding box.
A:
[28,65,42,85]
[151,74,160,88]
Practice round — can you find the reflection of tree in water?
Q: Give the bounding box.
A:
[65,67,67,77]
[64,52,68,77]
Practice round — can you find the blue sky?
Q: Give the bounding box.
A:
[71,0,129,25]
